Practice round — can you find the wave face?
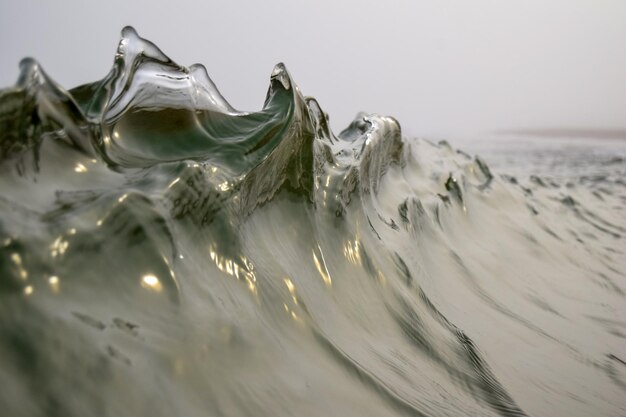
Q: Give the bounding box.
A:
[0,27,625,417]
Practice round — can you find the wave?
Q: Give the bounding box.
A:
[0,26,625,417]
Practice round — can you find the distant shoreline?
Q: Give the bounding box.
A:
[493,128,626,140]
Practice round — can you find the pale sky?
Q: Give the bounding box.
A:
[1,0,625,140]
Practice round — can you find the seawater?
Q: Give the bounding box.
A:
[0,27,624,417]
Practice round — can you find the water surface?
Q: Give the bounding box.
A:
[0,27,625,417]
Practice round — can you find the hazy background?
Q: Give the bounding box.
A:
[1,0,625,141]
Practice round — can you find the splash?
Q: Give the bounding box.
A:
[0,27,625,417]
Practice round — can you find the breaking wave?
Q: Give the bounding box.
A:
[0,26,625,417]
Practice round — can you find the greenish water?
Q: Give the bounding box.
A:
[0,27,625,417]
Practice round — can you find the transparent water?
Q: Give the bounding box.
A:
[0,27,624,417]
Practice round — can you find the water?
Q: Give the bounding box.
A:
[0,27,624,417]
